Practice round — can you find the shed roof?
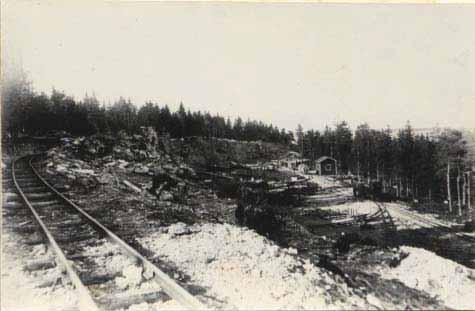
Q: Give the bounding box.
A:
[315,156,337,163]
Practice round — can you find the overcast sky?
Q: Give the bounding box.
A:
[2,1,475,131]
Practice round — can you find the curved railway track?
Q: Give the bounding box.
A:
[6,154,204,311]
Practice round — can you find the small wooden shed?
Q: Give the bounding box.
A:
[315,156,337,175]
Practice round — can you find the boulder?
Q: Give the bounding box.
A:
[72,169,95,176]
[73,176,98,192]
[113,147,135,161]
[134,150,148,161]
[96,173,114,185]
[134,165,149,174]
[115,265,143,290]
[159,191,174,202]
[168,222,191,236]
[117,160,129,169]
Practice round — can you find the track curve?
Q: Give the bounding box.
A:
[9,154,204,311]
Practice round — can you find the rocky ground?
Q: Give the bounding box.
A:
[140,222,370,310]
[137,222,475,310]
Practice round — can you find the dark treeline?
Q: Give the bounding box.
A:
[1,78,293,145]
[296,121,470,214]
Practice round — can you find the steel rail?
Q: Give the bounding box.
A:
[12,155,100,311]
[27,154,204,310]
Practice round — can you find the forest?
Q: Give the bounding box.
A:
[1,74,471,214]
[296,122,469,214]
[1,75,293,145]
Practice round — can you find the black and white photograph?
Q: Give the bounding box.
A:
[1,1,475,310]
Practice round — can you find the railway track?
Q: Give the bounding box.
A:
[379,202,475,243]
[4,154,204,311]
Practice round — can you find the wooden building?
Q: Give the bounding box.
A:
[315,156,337,175]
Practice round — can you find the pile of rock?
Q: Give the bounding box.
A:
[58,127,161,163]
[43,127,198,198]
[45,148,102,191]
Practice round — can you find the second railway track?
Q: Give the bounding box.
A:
[381,202,475,243]
[7,154,204,311]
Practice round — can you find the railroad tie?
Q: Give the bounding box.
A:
[16,177,38,182]
[18,181,43,187]
[32,200,61,207]
[26,192,55,200]
[24,258,57,272]
[14,225,38,234]
[80,271,122,286]
[2,201,23,209]
[3,208,30,217]
[67,251,115,261]
[96,290,169,311]
[21,186,46,192]
[49,219,86,229]
[1,186,17,192]
[23,236,46,246]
